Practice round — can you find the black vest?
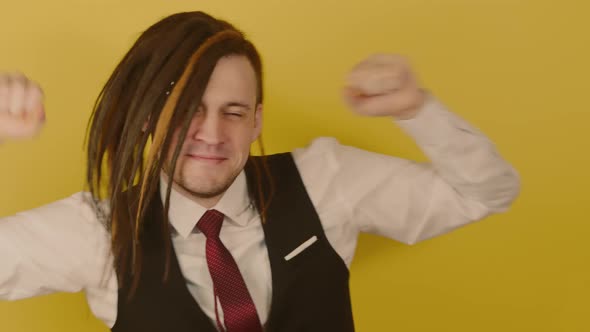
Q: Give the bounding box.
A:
[111,153,355,331]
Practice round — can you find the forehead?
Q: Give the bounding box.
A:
[203,55,257,103]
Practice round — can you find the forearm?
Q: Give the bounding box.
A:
[395,94,521,211]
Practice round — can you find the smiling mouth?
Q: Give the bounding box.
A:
[186,154,227,164]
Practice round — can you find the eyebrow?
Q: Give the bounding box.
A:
[223,102,251,110]
[199,101,252,111]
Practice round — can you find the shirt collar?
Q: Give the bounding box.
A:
[159,171,252,238]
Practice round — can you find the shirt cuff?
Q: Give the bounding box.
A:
[393,92,484,147]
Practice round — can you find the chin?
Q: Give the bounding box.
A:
[175,159,243,193]
[177,174,233,196]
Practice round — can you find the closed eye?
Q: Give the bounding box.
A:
[225,111,244,117]
[222,102,251,118]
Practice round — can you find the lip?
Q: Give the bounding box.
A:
[186,154,228,164]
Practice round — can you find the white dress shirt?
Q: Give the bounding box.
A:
[0,96,521,329]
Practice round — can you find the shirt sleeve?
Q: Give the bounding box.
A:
[292,94,521,245]
[0,192,110,300]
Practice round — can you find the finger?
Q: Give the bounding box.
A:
[347,87,424,117]
[22,101,44,127]
[0,111,36,139]
[347,59,409,95]
[374,70,406,93]
[24,80,44,116]
[347,69,406,96]
[341,87,361,109]
[350,54,401,71]
[345,93,399,116]
[349,54,407,77]
[0,74,9,113]
[8,73,27,116]
[341,86,386,112]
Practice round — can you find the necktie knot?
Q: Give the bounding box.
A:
[196,209,224,239]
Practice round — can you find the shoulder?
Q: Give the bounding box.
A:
[291,136,342,162]
[9,191,110,234]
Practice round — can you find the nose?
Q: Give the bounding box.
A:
[191,110,223,145]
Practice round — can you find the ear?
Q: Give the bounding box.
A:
[252,103,263,142]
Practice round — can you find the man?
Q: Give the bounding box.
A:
[0,11,520,332]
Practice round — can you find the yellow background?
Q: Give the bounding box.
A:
[1,0,588,331]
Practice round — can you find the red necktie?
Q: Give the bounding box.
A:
[197,209,263,332]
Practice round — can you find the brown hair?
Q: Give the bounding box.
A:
[84,11,271,297]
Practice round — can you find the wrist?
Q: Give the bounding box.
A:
[392,89,427,120]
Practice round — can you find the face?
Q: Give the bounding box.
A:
[165,55,262,206]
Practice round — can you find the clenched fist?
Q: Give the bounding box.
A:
[343,54,426,120]
[0,72,45,141]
